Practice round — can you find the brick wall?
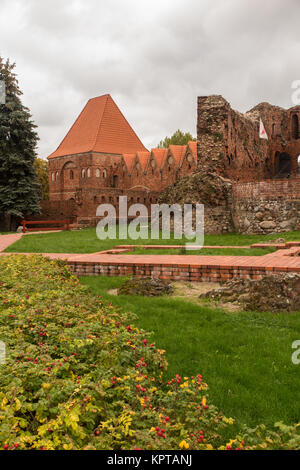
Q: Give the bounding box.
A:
[197,95,300,182]
[232,178,300,233]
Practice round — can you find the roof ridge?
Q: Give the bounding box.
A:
[92,94,109,151]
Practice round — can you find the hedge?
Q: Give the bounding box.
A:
[0,255,299,450]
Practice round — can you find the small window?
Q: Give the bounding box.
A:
[51,172,55,182]
[87,168,91,178]
[56,171,59,180]
[96,168,100,178]
[70,169,74,180]
[292,114,299,139]
[103,169,107,178]
[81,169,86,178]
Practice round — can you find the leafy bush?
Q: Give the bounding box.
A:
[0,255,299,450]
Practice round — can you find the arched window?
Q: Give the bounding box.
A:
[56,171,59,180]
[96,168,100,178]
[297,155,300,168]
[292,114,299,139]
[70,169,74,180]
[102,169,107,178]
[51,172,55,182]
[87,168,91,178]
[81,169,86,178]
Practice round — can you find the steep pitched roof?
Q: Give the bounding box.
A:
[151,148,168,168]
[48,94,147,159]
[122,153,136,173]
[168,145,187,166]
[136,151,151,170]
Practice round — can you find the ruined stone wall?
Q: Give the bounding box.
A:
[197,95,300,182]
[232,178,300,233]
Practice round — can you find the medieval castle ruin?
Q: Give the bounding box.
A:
[46,93,300,234]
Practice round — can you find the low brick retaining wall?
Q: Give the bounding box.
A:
[67,259,300,282]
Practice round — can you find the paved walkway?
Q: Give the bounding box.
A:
[1,233,300,281]
[0,233,22,252]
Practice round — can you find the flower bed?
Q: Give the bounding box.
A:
[0,255,299,450]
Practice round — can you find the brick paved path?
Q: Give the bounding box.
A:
[1,234,300,282]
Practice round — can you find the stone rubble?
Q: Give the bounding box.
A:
[200,272,300,312]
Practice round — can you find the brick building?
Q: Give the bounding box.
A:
[48,94,197,224]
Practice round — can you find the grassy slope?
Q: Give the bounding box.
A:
[80,275,300,429]
[4,227,300,253]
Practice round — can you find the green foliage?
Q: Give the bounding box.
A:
[0,256,300,450]
[34,158,49,200]
[0,57,40,225]
[158,129,196,148]
[82,275,300,433]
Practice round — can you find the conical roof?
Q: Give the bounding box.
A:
[48,94,147,158]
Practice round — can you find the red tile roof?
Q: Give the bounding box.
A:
[168,145,187,165]
[122,153,136,172]
[136,151,151,170]
[151,148,168,167]
[48,94,147,159]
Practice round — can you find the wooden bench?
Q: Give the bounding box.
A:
[21,219,70,233]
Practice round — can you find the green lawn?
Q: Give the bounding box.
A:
[80,275,300,430]
[121,247,276,256]
[4,227,300,253]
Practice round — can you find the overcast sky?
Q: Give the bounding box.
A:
[0,0,299,158]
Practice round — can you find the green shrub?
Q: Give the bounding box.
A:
[0,255,299,450]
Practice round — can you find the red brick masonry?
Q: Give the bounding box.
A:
[63,246,300,281]
[1,235,300,282]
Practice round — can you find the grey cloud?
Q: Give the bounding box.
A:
[0,0,299,156]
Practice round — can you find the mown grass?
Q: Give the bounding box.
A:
[121,247,276,256]
[80,275,300,430]
[4,227,300,253]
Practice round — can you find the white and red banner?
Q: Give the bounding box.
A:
[259,118,268,140]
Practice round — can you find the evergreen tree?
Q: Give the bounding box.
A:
[157,129,196,148]
[0,57,40,231]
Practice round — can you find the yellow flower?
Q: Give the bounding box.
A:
[201,397,207,406]
[42,383,51,390]
[179,440,189,449]
[180,381,189,388]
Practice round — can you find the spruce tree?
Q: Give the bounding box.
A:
[0,57,41,231]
